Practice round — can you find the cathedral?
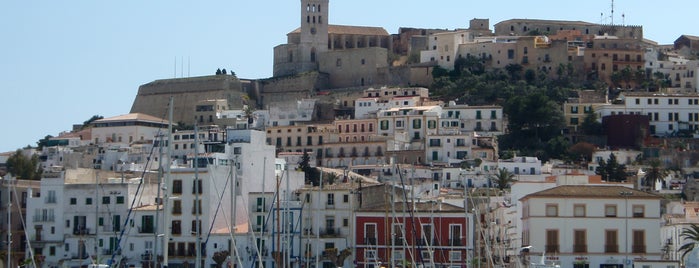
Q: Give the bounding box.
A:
[273,0,393,89]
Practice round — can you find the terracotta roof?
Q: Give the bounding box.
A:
[290,24,389,36]
[520,185,661,201]
[359,200,464,212]
[94,113,169,124]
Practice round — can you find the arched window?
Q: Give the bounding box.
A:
[306,4,310,12]
[318,4,321,12]
[312,16,316,24]
[312,5,316,12]
[310,47,316,62]
[307,16,310,23]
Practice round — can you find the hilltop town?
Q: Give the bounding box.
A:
[3,1,699,268]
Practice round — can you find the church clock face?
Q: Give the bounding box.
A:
[310,27,316,34]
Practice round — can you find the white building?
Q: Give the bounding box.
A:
[520,185,662,268]
[90,113,169,146]
[596,92,699,136]
[25,168,158,268]
[441,102,505,136]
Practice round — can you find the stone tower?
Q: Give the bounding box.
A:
[297,0,329,73]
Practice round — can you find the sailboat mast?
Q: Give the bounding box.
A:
[195,125,201,268]
[154,133,164,268]
[230,155,238,265]
[163,96,174,268]
[7,177,12,268]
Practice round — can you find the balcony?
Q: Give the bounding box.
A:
[73,228,91,235]
[573,244,587,253]
[605,244,619,253]
[139,226,155,234]
[33,215,55,222]
[545,244,559,253]
[632,245,646,254]
[320,227,341,237]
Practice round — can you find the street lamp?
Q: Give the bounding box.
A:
[620,191,633,268]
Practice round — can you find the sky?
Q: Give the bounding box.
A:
[0,0,697,153]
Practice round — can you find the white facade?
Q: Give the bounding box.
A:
[597,92,699,136]
[521,185,662,268]
[420,30,476,70]
[90,113,168,146]
[498,156,542,175]
[441,103,505,136]
[25,168,158,268]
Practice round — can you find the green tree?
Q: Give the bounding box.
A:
[505,64,523,81]
[297,151,319,186]
[83,115,104,127]
[679,224,699,262]
[580,110,603,135]
[6,150,42,180]
[37,135,54,150]
[211,250,229,268]
[642,160,669,189]
[567,142,596,162]
[595,154,627,182]
[490,168,516,190]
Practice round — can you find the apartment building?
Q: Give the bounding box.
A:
[90,113,169,146]
[355,200,470,268]
[441,103,505,136]
[0,177,40,268]
[25,168,157,268]
[583,36,646,88]
[597,92,699,136]
[520,185,662,268]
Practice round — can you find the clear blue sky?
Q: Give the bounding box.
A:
[0,0,696,152]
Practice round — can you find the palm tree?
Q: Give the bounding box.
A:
[679,224,699,262]
[490,168,516,190]
[642,160,668,190]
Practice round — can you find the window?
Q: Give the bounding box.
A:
[605,230,618,253]
[327,193,334,206]
[102,196,110,204]
[545,229,559,253]
[449,251,461,261]
[172,200,182,214]
[412,119,421,129]
[70,198,77,205]
[116,196,124,204]
[546,204,558,216]
[605,205,617,217]
[380,120,389,130]
[449,224,462,246]
[632,205,645,218]
[192,180,203,194]
[632,230,646,253]
[86,198,92,205]
[343,194,349,203]
[365,223,377,245]
[428,120,436,129]
[393,223,404,245]
[173,180,182,194]
[574,204,586,217]
[172,220,181,235]
[429,139,441,147]
[573,230,587,253]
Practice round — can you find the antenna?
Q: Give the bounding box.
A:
[174,57,177,78]
[610,0,615,25]
[622,13,625,26]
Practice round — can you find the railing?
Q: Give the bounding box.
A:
[33,215,55,222]
[393,238,405,246]
[73,228,90,235]
[605,244,619,253]
[449,238,463,246]
[545,244,559,253]
[573,244,587,253]
[320,228,341,237]
[632,245,646,253]
[139,226,155,234]
[45,197,57,204]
